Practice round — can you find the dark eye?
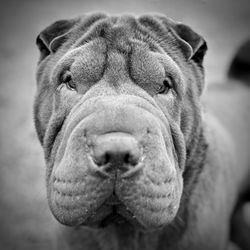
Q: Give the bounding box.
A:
[158,79,173,94]
[61,71,76,91]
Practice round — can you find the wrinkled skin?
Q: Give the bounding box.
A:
[34,13,250,250]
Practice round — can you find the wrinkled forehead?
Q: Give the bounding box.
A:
[69,14,179,54]
[50,15,185,98]
[53,14,185,95]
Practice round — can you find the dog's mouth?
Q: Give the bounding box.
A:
[99,193,126,227]
[80,193,141,228]
[99,204,128,227]
[100,209,126,227]
[50,170,182,230]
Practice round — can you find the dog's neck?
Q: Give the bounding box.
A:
[82,126,208,250]
[91,224,161,250]
[183,125,208,195]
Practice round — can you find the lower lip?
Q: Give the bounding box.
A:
[100,211,127,227]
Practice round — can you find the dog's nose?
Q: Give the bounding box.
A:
[91,133,141,173]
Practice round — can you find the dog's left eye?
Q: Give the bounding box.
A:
[61,71,76,91]
[158,79,173,94]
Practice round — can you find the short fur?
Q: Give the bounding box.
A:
[34,13,250,250]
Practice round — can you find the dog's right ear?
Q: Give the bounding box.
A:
[36,19,78,61]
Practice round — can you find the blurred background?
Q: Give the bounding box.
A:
[0,0,249,249]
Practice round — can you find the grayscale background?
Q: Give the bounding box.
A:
[0,0,249,249]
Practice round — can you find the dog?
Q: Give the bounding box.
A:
[34,13,250,250]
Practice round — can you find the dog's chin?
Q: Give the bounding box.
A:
[50,194,177,231]
[82,204,142,229]
[50,199,140,228]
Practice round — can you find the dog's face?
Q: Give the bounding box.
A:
[34,13,207,230]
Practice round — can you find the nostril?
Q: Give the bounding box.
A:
[124,153,130,164]
[94,150,139,167]
[124,152,138,166]
[105,153,110,165]
[94,152,110,166]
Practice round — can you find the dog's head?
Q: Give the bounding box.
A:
[34,13,207,230]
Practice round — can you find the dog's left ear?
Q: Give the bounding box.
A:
[144,15,207,65]
[36,19,78,61]
[172,23,207,64]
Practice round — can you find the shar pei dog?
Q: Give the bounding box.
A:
[34,13,250,250]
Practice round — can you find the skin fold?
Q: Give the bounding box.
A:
[34,13,250,250]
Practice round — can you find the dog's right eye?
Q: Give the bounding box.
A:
[157,78,173,94]
[61,71,76,91]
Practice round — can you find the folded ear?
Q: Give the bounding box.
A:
[141,15,207,65]
[36,19,78,61]
[172,23,207,64]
